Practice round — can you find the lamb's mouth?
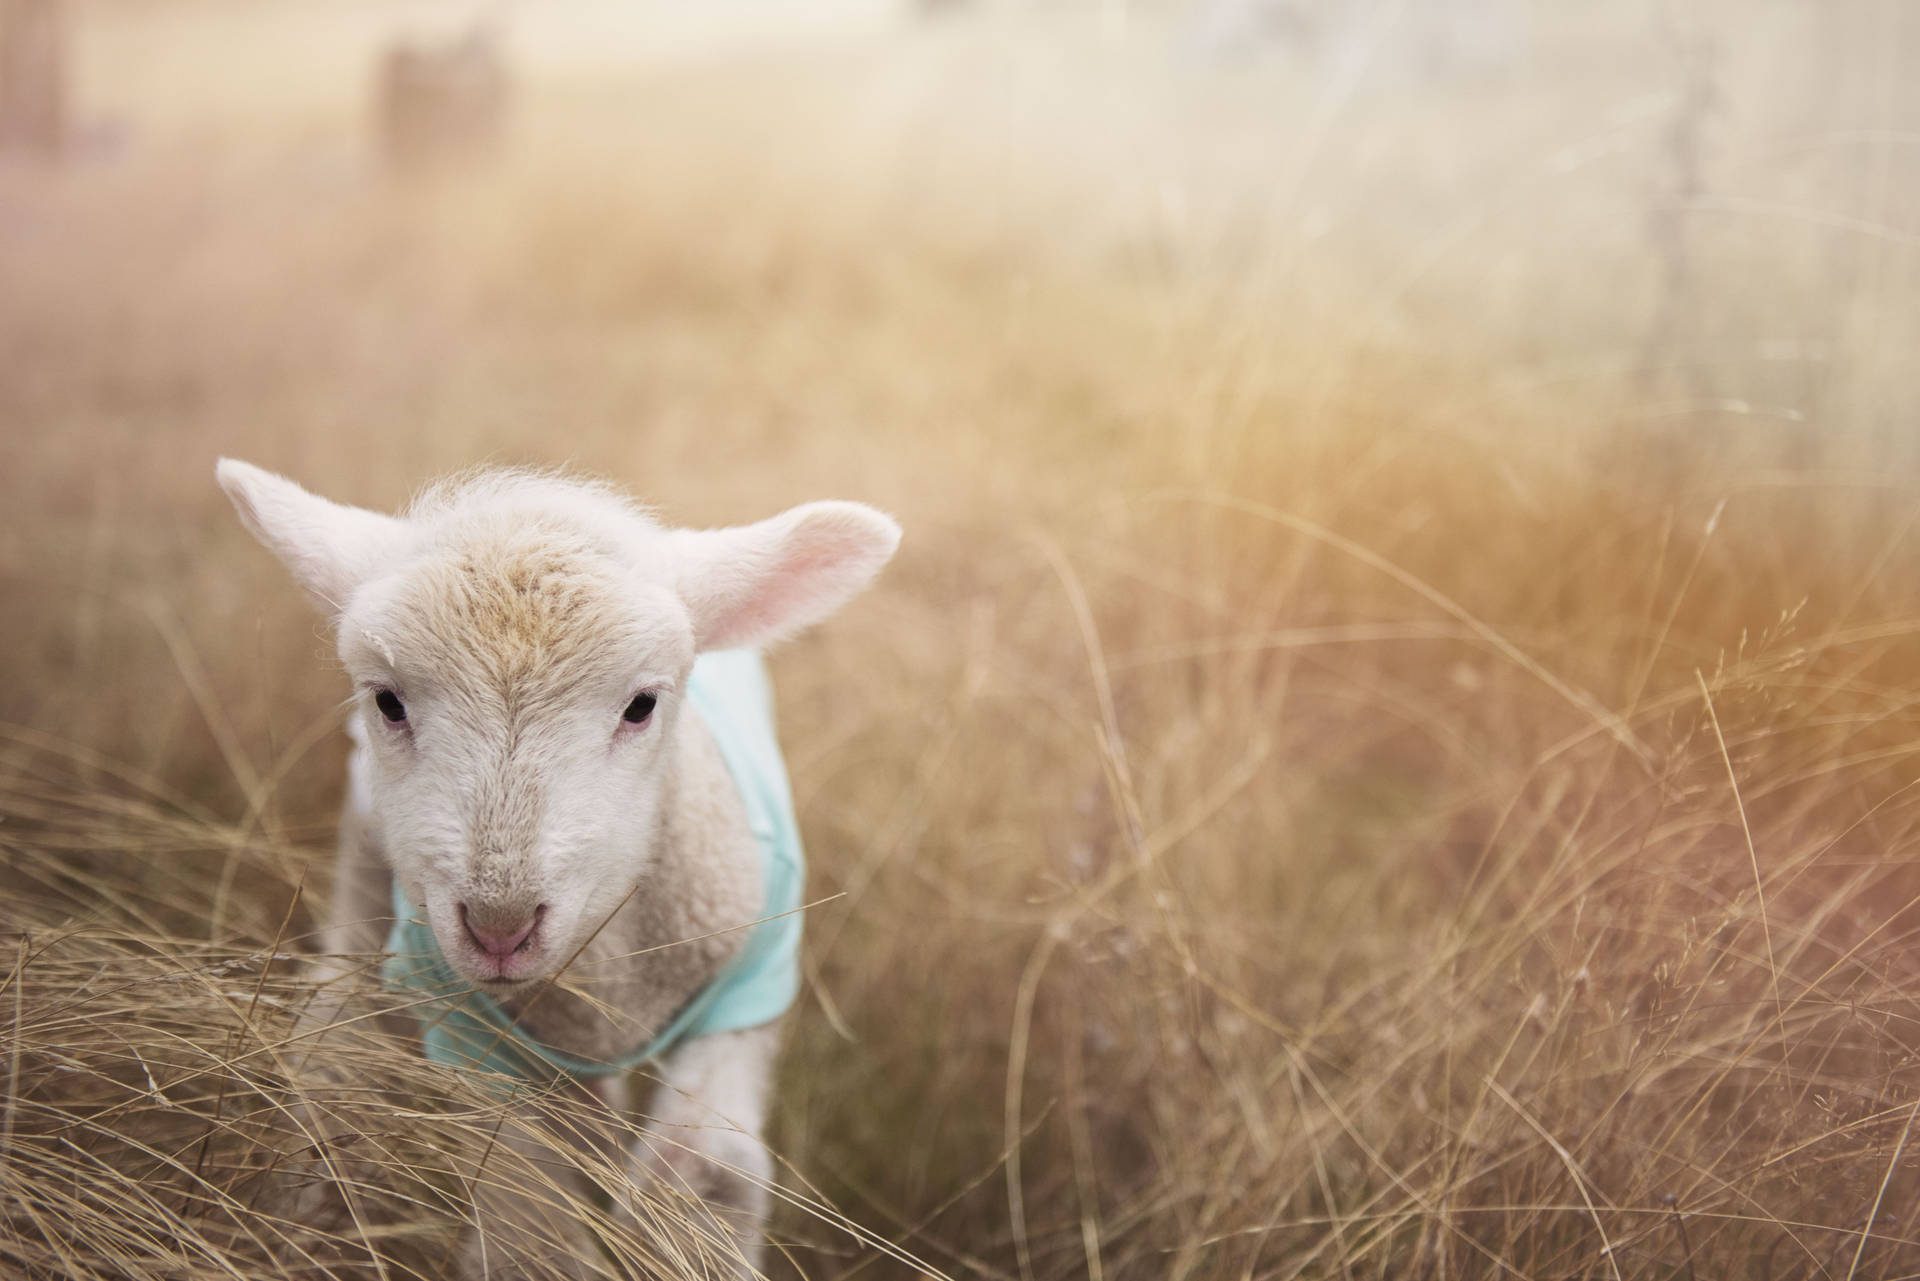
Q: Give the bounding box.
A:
[442,939,547,988]
[465,961,543,988]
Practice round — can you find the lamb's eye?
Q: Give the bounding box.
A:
[622,692,657,725]
[373,689,407,724]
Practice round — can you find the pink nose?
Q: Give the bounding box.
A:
[459,903,544,957]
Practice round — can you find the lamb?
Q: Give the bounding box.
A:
[215,460,901,1277]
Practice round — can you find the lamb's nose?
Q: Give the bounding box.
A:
[459,902,545,957]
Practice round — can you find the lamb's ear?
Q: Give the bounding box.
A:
[670,501,901,651]
[215,459,406,614]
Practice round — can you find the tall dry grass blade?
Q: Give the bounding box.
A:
[1486,1080,1622,1281]
[1695,668,1786,1027]
[1843,1095,1920,1281]
[2,935,25,1172]
[1002,927,1060,1281]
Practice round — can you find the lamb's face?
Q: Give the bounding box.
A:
[341,529,694,987]
[215,459,900,986]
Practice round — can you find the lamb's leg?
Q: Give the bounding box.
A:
[457,1092,605,1281]
[268,746,407,1245]
[319,776,393,960]
[285,766,402,1068]
[296,741,403,1042]
[623,1023,781,1278]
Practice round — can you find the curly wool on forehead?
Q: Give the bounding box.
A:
[405,467,662,551]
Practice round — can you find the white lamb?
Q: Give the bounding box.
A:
[216,460,901,1277]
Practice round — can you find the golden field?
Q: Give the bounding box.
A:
[5,1,1920,1276]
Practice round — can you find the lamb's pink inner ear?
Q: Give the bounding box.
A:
[216,459,406,614]
[674,501,902,652]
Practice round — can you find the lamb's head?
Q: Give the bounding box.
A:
[216,460,899,987]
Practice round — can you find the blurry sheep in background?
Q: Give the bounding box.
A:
[377,23,508,171]
[0,0,67,158]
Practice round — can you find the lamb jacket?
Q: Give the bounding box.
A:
[380,648,805,1082]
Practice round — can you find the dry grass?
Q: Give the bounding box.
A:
[7,1,1920,1277]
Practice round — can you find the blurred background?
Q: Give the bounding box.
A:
[7,1,1920,1277]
